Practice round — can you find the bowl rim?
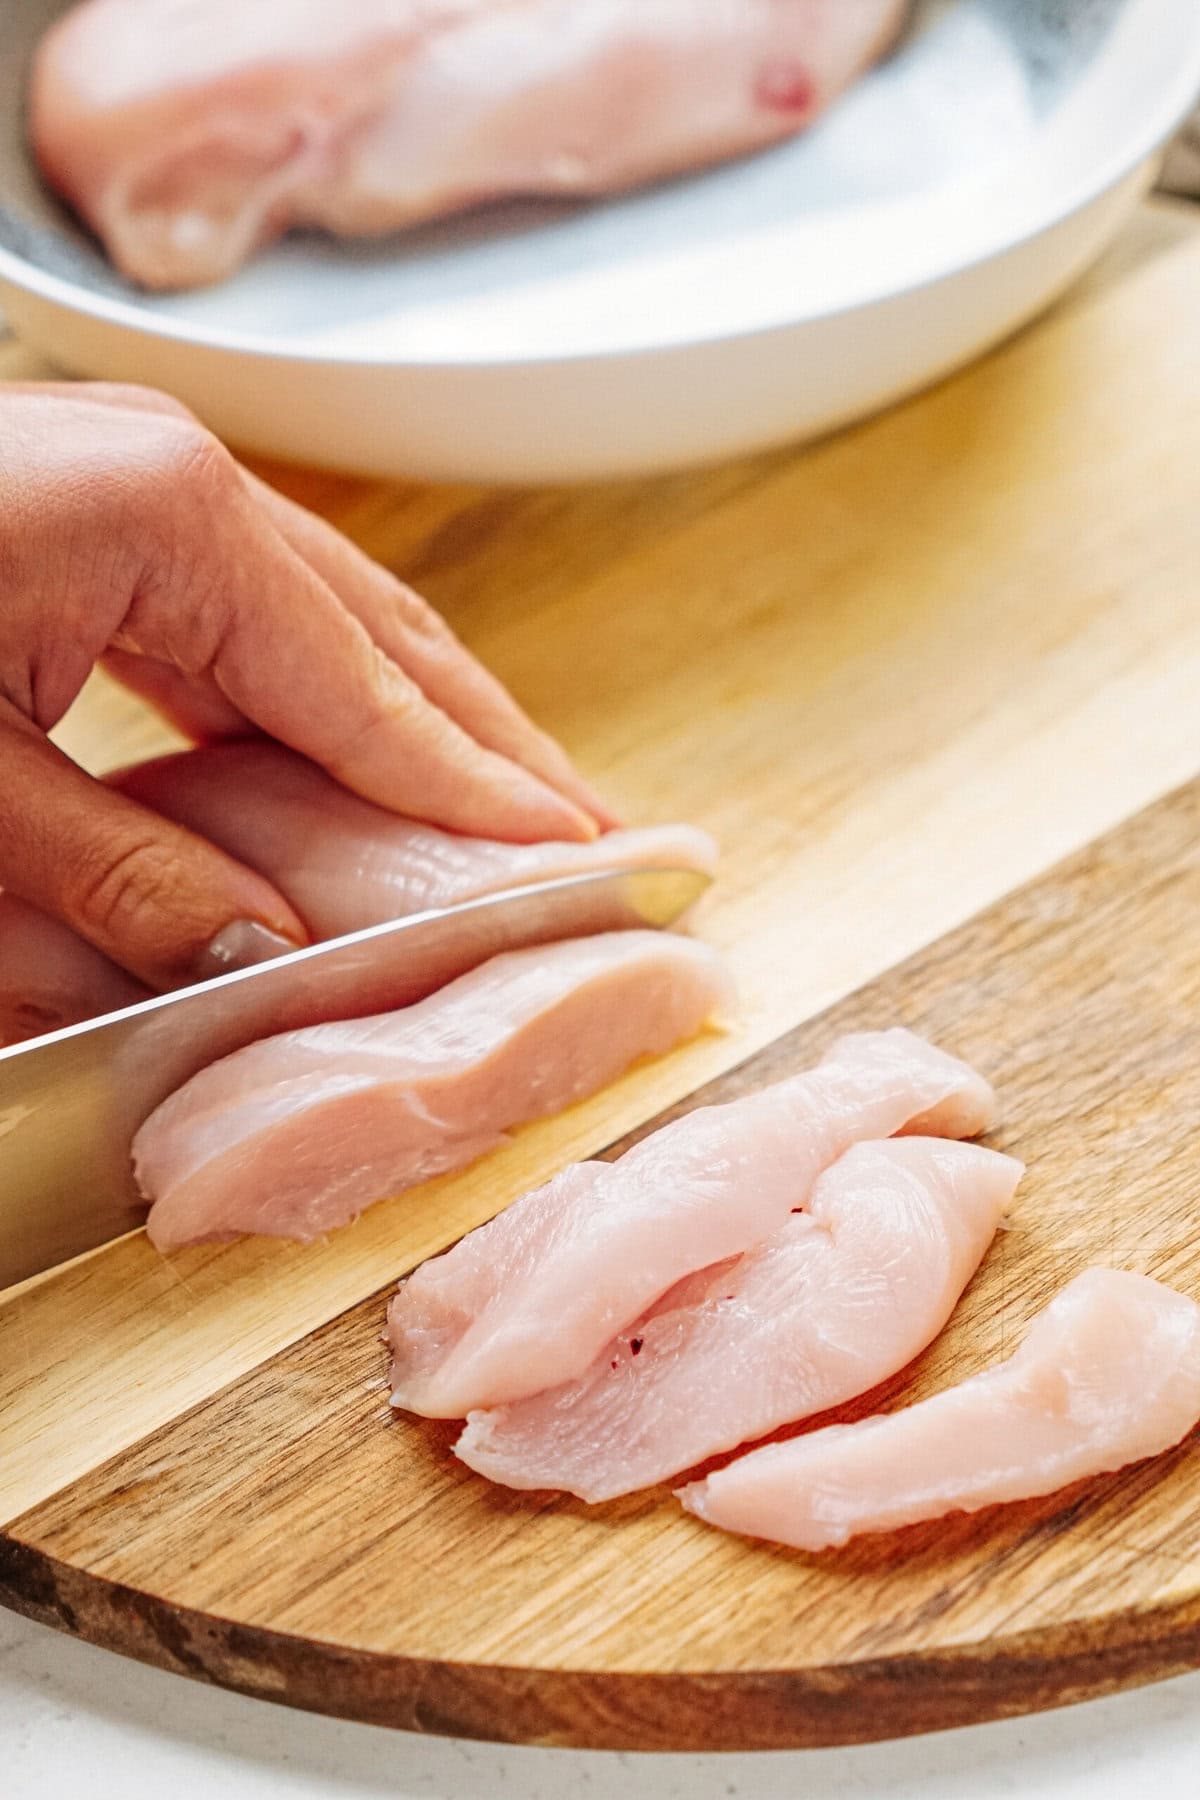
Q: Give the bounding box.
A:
[2,0,1199,373]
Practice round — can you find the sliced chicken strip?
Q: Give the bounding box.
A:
[388,1029,995,1418]
[456,1137,1020,1500]
[680,1268,1200,1551]
[135,929,733,1249]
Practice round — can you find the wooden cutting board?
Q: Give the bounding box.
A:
[2,779,1200,1752]
[3,199,1200,1752]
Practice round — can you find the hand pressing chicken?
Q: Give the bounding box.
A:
[0,382,609,990]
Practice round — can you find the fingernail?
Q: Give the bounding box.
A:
[538,745,621,829]
[193,920,301,983]
[571,779,620,831]
[585,792,624,831]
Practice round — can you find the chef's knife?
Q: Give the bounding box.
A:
[0,865,709,1288]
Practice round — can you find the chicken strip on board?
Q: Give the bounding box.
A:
[456,1136,1021,1500]
[681,1269,1200,1551]
[387,1029,996,1418]
[134,928,734,1248]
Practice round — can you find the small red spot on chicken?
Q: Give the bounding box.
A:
[755,61,817,116]
[630,1337,643,1356]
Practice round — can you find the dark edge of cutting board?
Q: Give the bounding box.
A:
[2,777,1200,1751]
[4,1535,1200,1752]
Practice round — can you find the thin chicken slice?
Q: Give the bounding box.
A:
[387,1029,995,1418]
[135,929,732,1249]
[680,1268,1200,1551]
[456,1137,1020,1500]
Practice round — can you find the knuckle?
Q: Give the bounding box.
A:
[119,417,236,537]
[158,419,235,497]
[66,834,186,943]
[326,654,420,767]
[392,580,454,641]
[122,421,242,667]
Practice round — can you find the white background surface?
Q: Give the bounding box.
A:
[4,1606,1200,1798]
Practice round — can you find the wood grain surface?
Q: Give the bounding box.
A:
[2,199,1200,1747]
[4,779,1200,1750]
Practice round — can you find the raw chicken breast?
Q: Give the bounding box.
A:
[135,929,732,1250]
[387,1029,995,1418]
[681,1268,1200,1552]
[0,890,149,1047]
[456,1137,1021,1500]
[115,743,717,940]
[2,740,715,1038]
[32,0,909,290]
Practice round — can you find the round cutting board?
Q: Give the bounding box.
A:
[3,784,1200,1751]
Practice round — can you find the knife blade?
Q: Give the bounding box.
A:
[0,864,709,1288]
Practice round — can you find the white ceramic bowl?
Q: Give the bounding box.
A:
[2,0,1198,484]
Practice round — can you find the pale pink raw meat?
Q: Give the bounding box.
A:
[387,1029,995,1418]
[134,929,732,1250]
[0,891,149,1048]
[455,1137,1020,1500]
[114,743,718,940]
[31,0,909,290]
[680,1268,1200,1552]
[1,741,716,1040]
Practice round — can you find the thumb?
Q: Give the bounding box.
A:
[0,707,306,988]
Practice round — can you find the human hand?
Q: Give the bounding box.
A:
[0,382,611,988]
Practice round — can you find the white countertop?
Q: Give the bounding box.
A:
[5,1607,1200,1799]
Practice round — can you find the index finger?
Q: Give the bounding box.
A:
[245,472,618,830]
[144,453,597,844]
